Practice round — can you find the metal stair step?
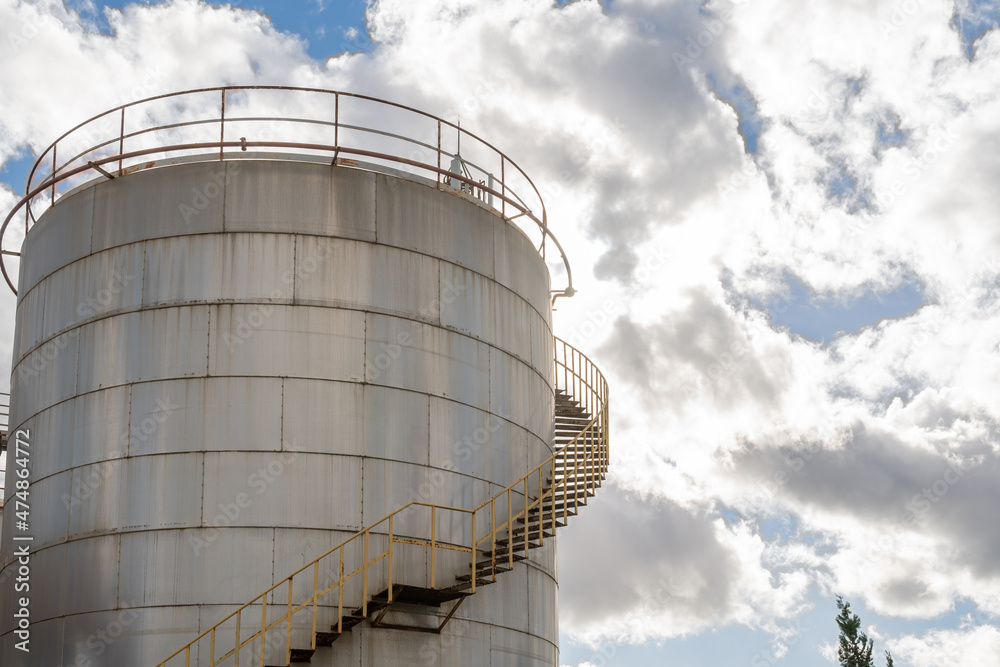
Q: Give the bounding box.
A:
[264,647,314,666]
[314,631,337,647]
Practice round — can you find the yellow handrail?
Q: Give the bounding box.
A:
[155,336,609,666]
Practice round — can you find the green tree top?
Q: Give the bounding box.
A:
[836,596,894,667]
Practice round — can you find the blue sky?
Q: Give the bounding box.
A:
[3,1,1000,666]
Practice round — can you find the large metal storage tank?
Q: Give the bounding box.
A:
[0,137,561,663]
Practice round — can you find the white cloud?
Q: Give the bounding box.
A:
[890,624,1000,667]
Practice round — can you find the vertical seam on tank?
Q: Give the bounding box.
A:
[118,381,130,609]
[205,303,212,379]
[361,312,367,529]
[198,450,207,537]
[292,235,299,303]
[434,260,440,471]
[116,531,123,610]
[222,162,228,233]
[140,241,147,317]
[72,301,80,400]
[89,183,96,255]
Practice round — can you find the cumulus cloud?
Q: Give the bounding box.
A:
[890,623,1000,667]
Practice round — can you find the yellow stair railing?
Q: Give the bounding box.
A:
[155,337,609,667]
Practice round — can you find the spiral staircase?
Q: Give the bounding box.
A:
[156,338,609,667]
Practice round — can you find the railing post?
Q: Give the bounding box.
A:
[219,89,226,161]
[388,514,394,602]
[470,512,477,593]
[507,491,513,571]
[286,580,294,665]
[50,144,56,204]
[235,609,241,667]
[337,548,344,633]
[260,594,267,667]
[312,561,319,650]
[437,120,442,190]
[490,500,497,580]
[550,457,557,534]
[362,531,369,616]
[501,157,506,219]
[431,506,437,589]
[118,107,125,176]
[537,468,544,546]
[523,478,530,560]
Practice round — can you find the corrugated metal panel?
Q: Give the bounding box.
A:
[376,174,496,278]
[527,561,560,643]
[225,161,377,241]
[361,619,492,666]
[92,162,228,251]
[129,377,283,456]
[208,304,366,381]
[10,328,79,422]
[25,400,76,482]
[0,618,65,666]
[19,186,94,293]
[75,306,211,392]
[458,562,532,634]
[11,280,45,364]
[202,452,362,530]
[67,455,204,537]
[72,385,132,466]
[428,396,531,487]
[143,234,296,306]
[293,236,442,322]
[365,313,491,411]
[117,528,274,606]
[364,385,430,465]
[439,263,493,342]
[494,219,551,318]
[64,535,123,616]
[282,378,365,456]
[40,242,144,344]
[490,347,552,446]
[21,471,70,549]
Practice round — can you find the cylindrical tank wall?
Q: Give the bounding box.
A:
[0,160,557,666]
